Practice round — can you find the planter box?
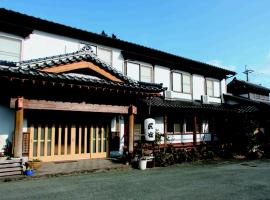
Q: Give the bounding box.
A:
[26,161,42,170]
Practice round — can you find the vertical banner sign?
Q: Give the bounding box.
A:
[144,118,155,141]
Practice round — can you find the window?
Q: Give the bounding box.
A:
[167,120,184,134]
[185,117,194,133]
[140,65,152,82]
[0,35,21,62]
[126,62,140,81]
[172,73,182,92]
[126,61,153,82]
[201,120,209,133]
[172,72,191,93]
[98,47,112,65]
[206,79,220,97]
[183,74,191,93]
[134,124,142,141]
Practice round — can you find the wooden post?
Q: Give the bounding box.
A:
[51,124,55,157]
[128,113,134,153]
[14,97,24,158]
[70,124,76,155]
[193,116,197,145]
[28,125,34,160]
[164,115,168,147]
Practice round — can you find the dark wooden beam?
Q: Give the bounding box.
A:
[10,98,129,114]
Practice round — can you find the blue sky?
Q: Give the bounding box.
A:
[1,0,270,87]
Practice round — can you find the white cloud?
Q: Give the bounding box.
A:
[207,59,236,71]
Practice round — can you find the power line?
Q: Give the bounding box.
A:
[243,65,254,82]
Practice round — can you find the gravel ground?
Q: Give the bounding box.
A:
[0,159,269,200]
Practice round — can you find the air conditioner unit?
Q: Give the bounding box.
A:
[165,91,173,99]
[201,95,209,104]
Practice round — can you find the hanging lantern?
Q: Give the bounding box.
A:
[144,118,155,141]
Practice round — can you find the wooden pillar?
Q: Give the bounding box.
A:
[128,113,134,153]
[193,116,198,145]
[163,115,168,147]
[128,105,136,153]
[14,97,24,158]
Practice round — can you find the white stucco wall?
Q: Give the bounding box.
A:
[23,31,80,60]
[167,134,194,144]
[154,65,171,89]
[0,104,15,153]
[119,116,125,155]
[221,79,226,94]
[196,133,211,142]
[193,75,205,100]
[22,30,125,74]
[169,92,192,100]
[208,97,222,103]
[112,48,124,73]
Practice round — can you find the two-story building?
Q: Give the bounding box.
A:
[225,78,270,135]
[0,8,236,161]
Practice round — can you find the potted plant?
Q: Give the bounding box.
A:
[137,141,148,170]
[24,166,34,176]
[26,159,42,170]
[138,156,148,170]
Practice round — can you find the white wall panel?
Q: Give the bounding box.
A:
[155,65,170,89]
[193,75,205,100]
[23,31,80,60]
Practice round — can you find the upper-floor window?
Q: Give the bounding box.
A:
[126,61,153,82]
[0,35,21,62]
[172,72,191,93]
[98,47,112,65]
[250,93,269,101]
[206,79,220,97]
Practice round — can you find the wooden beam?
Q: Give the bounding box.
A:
[41,61,123,83]
[13,97,24,158]
[10,99,129,114]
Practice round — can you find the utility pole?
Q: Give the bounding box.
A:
[243,65,254,82]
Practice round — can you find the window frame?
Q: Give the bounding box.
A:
[125,61,153,83]
[171,71,191,94]
[206,78,221,98]
[0,34,22,62]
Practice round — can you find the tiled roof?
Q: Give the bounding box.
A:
[141,97,234,112]
[19,45,136,84]
[0,8,236,78]
[0,47,164,93]
[224,94,270,113]
[0,64,163,93]
[233,105,261,113]
[228,78,270,94]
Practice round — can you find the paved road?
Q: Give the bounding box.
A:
[1,160,270,200]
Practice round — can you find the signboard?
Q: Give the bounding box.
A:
[144,118,155,141]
